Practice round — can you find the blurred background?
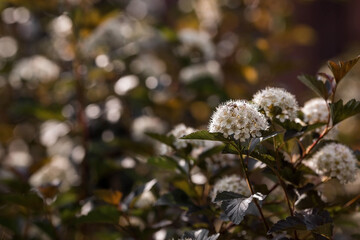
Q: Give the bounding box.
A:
[0,0,360,239]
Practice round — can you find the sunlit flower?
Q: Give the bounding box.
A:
[301,98,337,139]
[307,143,357,184]
[210,175,251,202]
[209,100,269,141]
[252,87,299,122]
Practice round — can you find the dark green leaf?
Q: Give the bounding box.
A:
[145,132,175,147]
[216,192,265,225]
[214,191,245,202]
[198,144,225,160]
[249,131,281,152]
[298,74,331,99]
[147,156,179,170]
[284,122,325,141]
[268,209,333,239]
[327,55,360,83]
[0,192,44,211]
[75,205,121,224]
[155,189,198,211]
[180,130,228,142]
[330,99,360,125]
[183,229,220,240]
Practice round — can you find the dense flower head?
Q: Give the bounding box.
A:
[252,87,299,122]
[302,98,329,123]
[307,143,357,184]
[210,175,251,202]
[208,100,269,141]
[301,98,337,139]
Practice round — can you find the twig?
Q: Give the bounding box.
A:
[236,148,269,232]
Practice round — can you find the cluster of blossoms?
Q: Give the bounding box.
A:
[252,87,299,122]
[208,100,269,141]
[169,124,203,149]
[301,98,338,139]
[210,175,251,202]
[307,143,358,184]
[159,124,205,155]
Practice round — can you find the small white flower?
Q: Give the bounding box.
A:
[210,175,251,202]
[301,98,338,139]
[208,100,269,141]
[307,143,357,184]
[159,124,204,155]
[252,87,299,122]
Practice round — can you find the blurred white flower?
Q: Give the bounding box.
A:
[9,55,60,87]
[194,0,222,31]
[40,120,70,147]
[307,143,357,184]
[114,75,139,95]
[50,14,72,37]
[81,14,158,57]
[29,155,80,191]
[178,28,215,61]
[130,53,166,77]
[209,100,269,141]
[131,115,167,142]
[179,61,223,85]
[4,138,32,168]
[0,36,18,59]
[134,191,156,208]
[205,152,237,172]
[210,175,251,202]
[301,98,337,139]
[252,87,299,122]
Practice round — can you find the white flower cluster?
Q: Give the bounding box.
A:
[169,124,204,149]
[301,98,337,139]
[159,124,203,155]
[308,143,357,184]
[302,98,329,123]
[205,153,237,172]
[210,175,251,202]
[209,100,269,141]
[252,87,299,122]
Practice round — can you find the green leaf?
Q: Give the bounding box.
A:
[268,209,333,239]
[298,74,331,99]
[183,229,220,240]
[180,130,228,142]
[248,151,276,169]
[147,156,179,171]
[327,55,360,83]
[145,132,175,147]
[284,122,325,141]
[0,192,44,211]
[215,192,265,225]
[249,131,281,152]
[330,99,360,125]
[155,189,198,212]
[75,205,121,224]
